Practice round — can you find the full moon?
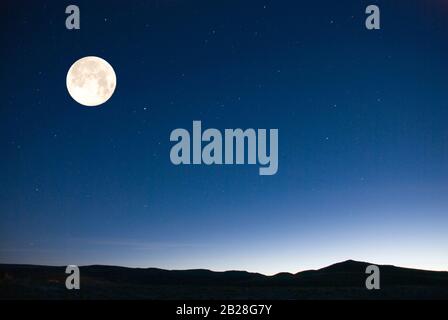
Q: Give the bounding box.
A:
[66,56,116,106]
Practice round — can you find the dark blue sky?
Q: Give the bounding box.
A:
[1,0,447,274]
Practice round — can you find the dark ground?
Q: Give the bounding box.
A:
[1,260,448,299]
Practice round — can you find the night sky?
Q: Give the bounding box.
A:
[1,0,447,275]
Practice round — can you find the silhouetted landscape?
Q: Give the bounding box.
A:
[1,260,448,299]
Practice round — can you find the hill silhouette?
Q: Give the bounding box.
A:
[1,260,447,299]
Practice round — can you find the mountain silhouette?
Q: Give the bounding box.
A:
[1,260,447,299]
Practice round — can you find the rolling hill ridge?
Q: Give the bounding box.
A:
[1,260,447,299]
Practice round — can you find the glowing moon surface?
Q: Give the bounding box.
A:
[66,56,116,106]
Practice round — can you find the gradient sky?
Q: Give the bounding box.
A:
[1,0,447,275]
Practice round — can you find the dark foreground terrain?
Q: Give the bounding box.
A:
[1,260,447,299]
